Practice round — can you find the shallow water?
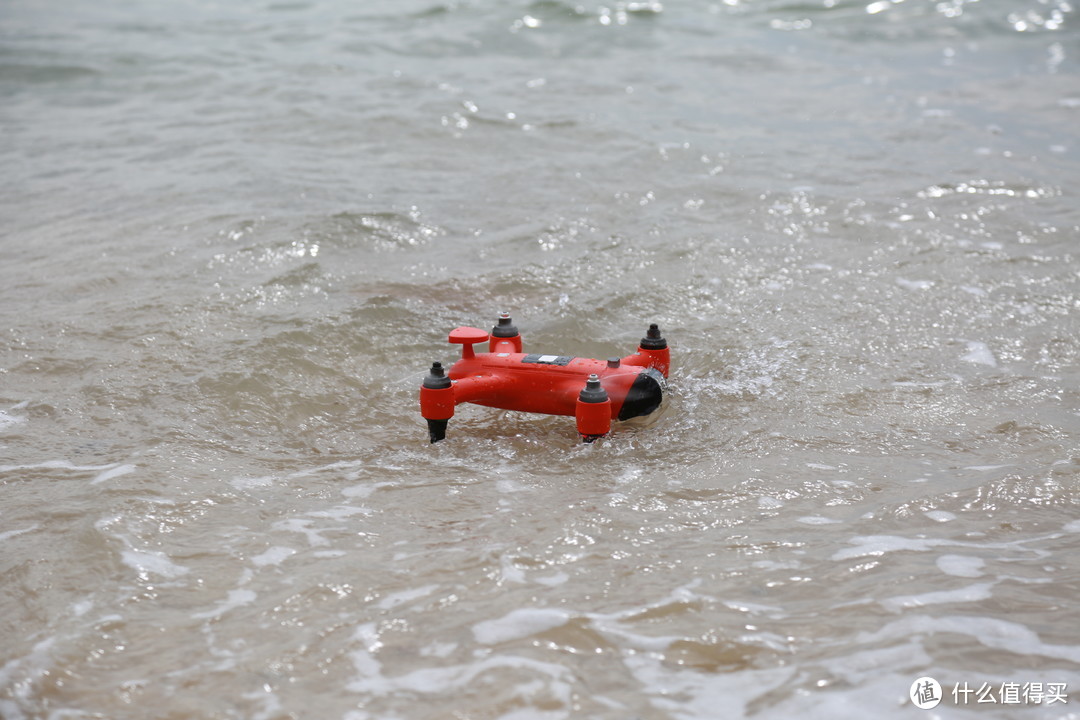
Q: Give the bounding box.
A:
[2,0,1079,718]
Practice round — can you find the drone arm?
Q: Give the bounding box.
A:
[420,370,517,443]
[621,324,670,377]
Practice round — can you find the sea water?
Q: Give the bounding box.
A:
[2,0,1079,718]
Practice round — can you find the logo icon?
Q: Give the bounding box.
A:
[911,676,943,709]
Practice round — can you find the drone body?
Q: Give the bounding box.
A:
[419,313,669,442]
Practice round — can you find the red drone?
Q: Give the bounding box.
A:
[419,313,669,442]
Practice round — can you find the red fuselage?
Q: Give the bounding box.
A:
[419,319,669,442]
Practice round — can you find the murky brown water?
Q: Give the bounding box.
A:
[2,0,1079,718]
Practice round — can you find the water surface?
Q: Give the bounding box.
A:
[2,0,1079,718]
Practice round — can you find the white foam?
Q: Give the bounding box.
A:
[897,278,934,290]
[306,505,372,520]
[0,525,38,543]
[833,535,949,560]
[231,475,275,490]
[960,340,997,367]
[859,614,1080,664]
[353,622,382,652]
[534,572,569,587]
[377,584,438,611]
[582,584,710,652]
[936,554,985,577]
[924,510,956,522]
[737,629,796,652]
[880,581,996,612]
[723,600,784,615]
[765,670,936,719]
[473,608,570,645]
[348,583,756,712]
[251,546,297,567]
[826,640,932,685]
[272,518,338,547]
[342,482,379,498]
[0,637,55,708]
[623,653,795,720]
[91,463,136,485]
[121,549,189,579]
[798,516,842,525]
[499,554,527,585]
[604,580,708,619]
[589,621,682,652]
[0,406,27,431]
[496,478,525,494]
[348,650,571,697]
[193,589,257,620]
[758,496,783,509]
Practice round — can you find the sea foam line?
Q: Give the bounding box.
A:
[0,460,137,486]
